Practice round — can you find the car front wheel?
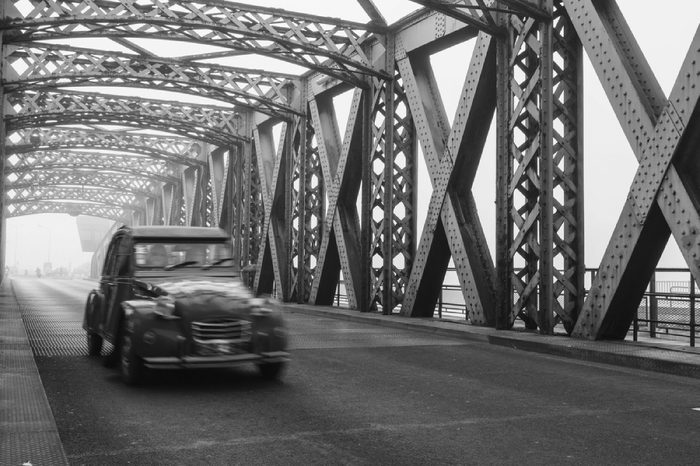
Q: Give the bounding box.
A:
[87,332,103,356]
[120,323,144,385]
[257,362,285,380]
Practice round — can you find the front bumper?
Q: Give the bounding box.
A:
[142,351,289,370]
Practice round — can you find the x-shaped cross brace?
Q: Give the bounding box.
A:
[308,88,365,308]
[399,33,498,323]
[253,121,290,300]
[567,0,700,339]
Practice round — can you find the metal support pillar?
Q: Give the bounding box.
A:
[497,1,581,334]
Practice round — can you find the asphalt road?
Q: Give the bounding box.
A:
[12,277,700,465]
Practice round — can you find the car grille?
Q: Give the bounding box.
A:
[191,319,251,343]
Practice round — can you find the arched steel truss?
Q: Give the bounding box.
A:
[1,0,699,342]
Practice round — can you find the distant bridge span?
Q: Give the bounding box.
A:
[1,0,698,341]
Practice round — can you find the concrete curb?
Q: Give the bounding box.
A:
[282,303,700,379]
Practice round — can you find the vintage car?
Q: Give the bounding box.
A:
[83,225,288,384]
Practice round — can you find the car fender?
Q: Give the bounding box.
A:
[252,307,288,353]
[121,300,182,357]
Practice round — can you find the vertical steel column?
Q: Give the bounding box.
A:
[301,112,324,302]
[227,145,241,261]
[209,147,228,228]
[552,0,585,332]
[381,37,396,314]
[496,1,558,332]
[182,166,199,226]
[539,1,555,333]
[161,182,175,226]
[0,24,5,283]
[290,91,308,302]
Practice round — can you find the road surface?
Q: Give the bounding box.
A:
[12,277,700,465]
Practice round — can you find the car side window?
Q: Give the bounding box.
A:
[116,237,132,276]
[102,237,119,277]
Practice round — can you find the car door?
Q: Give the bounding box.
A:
[98,234,120,337]
[103,234,134,342]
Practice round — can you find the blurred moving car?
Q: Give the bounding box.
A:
[83,226,288,384]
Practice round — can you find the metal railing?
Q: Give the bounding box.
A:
[333,267,700,347]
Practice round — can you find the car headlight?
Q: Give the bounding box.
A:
[249,297,275,317]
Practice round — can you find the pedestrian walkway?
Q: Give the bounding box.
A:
[3,279,700,465]
[0,280,69,466]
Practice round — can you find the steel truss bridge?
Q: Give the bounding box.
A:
[1,0,698,340]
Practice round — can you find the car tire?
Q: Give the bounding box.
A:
[258,362,285,380]
[87,332,103,356]
[102,344,120,367]
[120,322,144,385]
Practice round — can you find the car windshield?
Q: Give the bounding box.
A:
[134,241,234,269]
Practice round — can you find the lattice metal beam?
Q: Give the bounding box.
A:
[7,185,142,209]
[6,200,136,221]
[407,0,550,34]
[5,89,246,146]
[2,0,386,86]
[3,42,301,117]
[408,0,501,34]
[7,170,160,197]
[6,150,179,183]
[7,128,204,167]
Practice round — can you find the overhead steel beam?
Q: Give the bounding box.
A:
[6,128,204,167]
[2,0,387,86]
[3,43,302,117]
[8,170,160,197]
[6,201,136,221]
[6,150,179,182]
[408,0,501,34]
[7,186,144,210]
[5,89,246,146]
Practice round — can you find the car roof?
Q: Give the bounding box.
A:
[125,226,231,240]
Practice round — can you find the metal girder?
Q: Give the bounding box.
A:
[356,0,387,26]
[3,43,301,117]
[5,89,246,146]
[365,39,416,314]
[497,1,587,333]
[161,183,176,226]
[7,185,142,209]
[408,0,501,34]
[208,148,229,228]
[7,201,135,221]
[399,33,497,323]
[253,121,290,300]
[287,113,309,302]
[308,88,365,308]
[289,113,324,303]
[407,0,550,35]
[7,128,204,167]
[566,0,700,340]
[8,170,159,198]
[2,0,386,86]
[6,150,179,182]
